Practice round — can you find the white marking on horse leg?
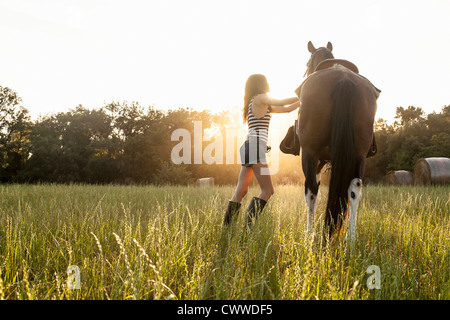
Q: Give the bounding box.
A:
[316,173,321,200]
[346,178,362,243]
[305,188,317,235]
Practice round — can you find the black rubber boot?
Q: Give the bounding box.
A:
[245,196,267,225]
[223,201,241,225]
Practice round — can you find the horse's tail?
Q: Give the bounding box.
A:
[325,77,357,239]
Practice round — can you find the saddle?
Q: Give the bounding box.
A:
[294,59,381,97]
[279,120,300,156]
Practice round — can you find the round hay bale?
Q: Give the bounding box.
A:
[414,157,450,185]
[385,170,414,185]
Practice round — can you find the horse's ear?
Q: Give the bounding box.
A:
[308,41,316,53]
[327,42,333,52]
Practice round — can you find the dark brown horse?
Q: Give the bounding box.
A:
[296,41,379,242]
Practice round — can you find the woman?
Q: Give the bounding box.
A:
[223,74,300,227]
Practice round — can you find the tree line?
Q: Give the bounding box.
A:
[365,105,450,182]
[1,85,449,185]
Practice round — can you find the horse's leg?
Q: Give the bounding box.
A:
[345,157,364,243]
[316,159,326,187]
[302,151,319,235]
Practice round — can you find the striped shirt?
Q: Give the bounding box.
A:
[247,96,271,143]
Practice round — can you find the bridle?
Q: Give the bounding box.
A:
[304,48,335,77]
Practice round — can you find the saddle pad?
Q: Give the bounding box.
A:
[314,59,359,74]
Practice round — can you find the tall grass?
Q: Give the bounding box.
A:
[0,183,448,299]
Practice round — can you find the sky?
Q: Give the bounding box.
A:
[0,0,449,124]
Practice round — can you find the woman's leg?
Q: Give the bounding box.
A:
[231,166,254,203]
[252,162,274,201]
[244,162,274,225]
[223,166,253,226]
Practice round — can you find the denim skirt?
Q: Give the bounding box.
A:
[239,136,269,167]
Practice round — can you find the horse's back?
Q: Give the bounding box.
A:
[298,66,377,158]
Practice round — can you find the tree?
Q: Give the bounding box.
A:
[20,106,117,183]
[0,86,31,182]
[394,106,425,127]
[103,101,168,183]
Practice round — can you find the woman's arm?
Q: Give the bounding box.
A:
[252,94,299,118]
[256,95,298,107]
[270,101,301,113]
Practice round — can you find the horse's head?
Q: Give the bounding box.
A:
[304,41,334,77]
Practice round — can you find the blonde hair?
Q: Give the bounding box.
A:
[242,74,270,123]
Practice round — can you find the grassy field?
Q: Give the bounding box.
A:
[0,183,448,300]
